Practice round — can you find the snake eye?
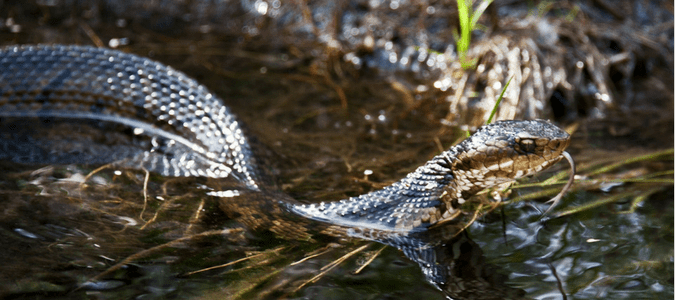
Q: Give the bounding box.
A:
[518,138,536,153]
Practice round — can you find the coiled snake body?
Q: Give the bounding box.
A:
[0,45,571,235]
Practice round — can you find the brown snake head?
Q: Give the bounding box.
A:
[291,119,571,234]
[446,119,571,205]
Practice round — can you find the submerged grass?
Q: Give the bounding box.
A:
[499,147,674,217]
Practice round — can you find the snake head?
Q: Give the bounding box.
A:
[446,119,571,205]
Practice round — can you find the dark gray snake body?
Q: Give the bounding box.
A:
[0,45,571,235]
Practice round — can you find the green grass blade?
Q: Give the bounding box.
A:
[555,186,665,218]
[471,0,494,29]
[486,76,513,124]
[586,148,673,176]
[456,0,471,54]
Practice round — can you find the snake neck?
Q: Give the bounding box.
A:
[289,124,568,235]
[289,144,494,233]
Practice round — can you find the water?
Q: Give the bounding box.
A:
[0,103,671,299]
[0,1,672,299]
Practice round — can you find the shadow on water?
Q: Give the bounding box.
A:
[0,0,672,299]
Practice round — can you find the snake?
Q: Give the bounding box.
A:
[0,44,572,237]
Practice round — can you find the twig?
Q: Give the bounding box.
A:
[85,229,235,283]
[79,22,105,48]
[81,163,113,187]
[185,198,206,235]
[453,203,484,238]
[293,244,370,293]
[290,243,340,266]
[353,245,387,274]
[139,169,150,222]
[548,262,567,300]
[184,246,286,276]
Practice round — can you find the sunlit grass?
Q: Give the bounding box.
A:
[456,0,493,69]
[486,76,513,125]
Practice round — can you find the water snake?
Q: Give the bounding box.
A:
[0,44,571,236]
[0,44,576,298]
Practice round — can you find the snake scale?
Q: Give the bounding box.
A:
[0,44,571,236]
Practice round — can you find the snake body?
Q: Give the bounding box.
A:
[0,45,571,234]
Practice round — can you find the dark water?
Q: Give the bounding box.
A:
[0,1,672,299]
